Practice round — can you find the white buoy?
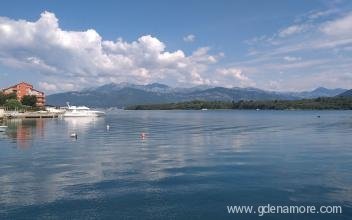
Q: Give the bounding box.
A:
[106,124,110,131]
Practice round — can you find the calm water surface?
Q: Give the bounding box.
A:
[0,110,352,219]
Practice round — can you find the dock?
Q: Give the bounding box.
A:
[3,112,61,119]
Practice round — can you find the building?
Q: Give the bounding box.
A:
[2,82,45,107]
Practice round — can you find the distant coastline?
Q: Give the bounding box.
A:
[125,97,352,110]
[45,82,350,108]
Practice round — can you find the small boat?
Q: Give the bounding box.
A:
[63,103,105,117]
[201,108,208,111]
[0,126,8,132]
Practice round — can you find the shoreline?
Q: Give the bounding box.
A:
[125,98,352,111]
[124,108,352,111]
[2,111,61,119]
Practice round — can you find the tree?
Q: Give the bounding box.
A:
[0,92,17,106]
[6,92,17,100]
[0,92,6,106]
[21,95,37,107]
[4,99,23,110]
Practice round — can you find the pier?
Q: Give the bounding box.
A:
[3,112,61,119]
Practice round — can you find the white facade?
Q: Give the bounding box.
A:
[0,108,4,118]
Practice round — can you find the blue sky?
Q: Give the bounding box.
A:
[0,0,352,93]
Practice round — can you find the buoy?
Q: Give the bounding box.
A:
[140,132,147,139]
[106,124,110,131]
[317,115,321,118]
[70,133,78,138]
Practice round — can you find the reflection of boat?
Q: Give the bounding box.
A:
[70,132,78,138]
[0,125,7,132]
[63,103,105,117]
[64,117,102,131]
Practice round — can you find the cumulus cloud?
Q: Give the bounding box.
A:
[183,34,195,42]
[0,12,220,92]
[215,68,255,87]
[38,82,57,91]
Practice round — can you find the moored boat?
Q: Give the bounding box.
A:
[63,103,105,117]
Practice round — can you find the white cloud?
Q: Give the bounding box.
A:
[0,12,220,92]
[216,68,255,87]
[183,34,195,42]
[308,9,339,20]
[38,82,57,91]
[283,56,302,62]
[2,10,351,93]
[278,24,308,37]
[320,13,352,37]
[38,81,75,92]
[234,8,352,91]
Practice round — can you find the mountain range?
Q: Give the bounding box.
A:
[46,83,348,108]
[337,89,352,97]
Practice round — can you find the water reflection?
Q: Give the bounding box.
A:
[0,111,351,220]
[2,119,46,149]
[63,117,103,131]
[0,117,105,148]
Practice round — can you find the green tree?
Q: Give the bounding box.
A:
[21,95,37,107]
[0,92,17,106]
[4,99,23,110]
[0,92,6,106]
[5,92,17,100]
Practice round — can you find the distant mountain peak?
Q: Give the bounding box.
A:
[145,83,170,89]
[312,87,329,92]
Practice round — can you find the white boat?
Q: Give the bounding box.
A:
[63,103,105,117]
[0,126,7,132]
[46,107,66,114]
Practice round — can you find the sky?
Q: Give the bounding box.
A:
[0,0,352,93]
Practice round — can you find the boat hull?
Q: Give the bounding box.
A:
[62,103,105,117]
[63,111,105,117]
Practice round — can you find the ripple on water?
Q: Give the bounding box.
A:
[0,110,352,219]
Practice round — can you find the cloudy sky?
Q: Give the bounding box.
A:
[0,0,352,93]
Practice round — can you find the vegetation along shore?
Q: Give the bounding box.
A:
[126,97,352,110]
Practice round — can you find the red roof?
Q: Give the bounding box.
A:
[2,82,33,91]
[1,82,45,95]
[17,82,33,87]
